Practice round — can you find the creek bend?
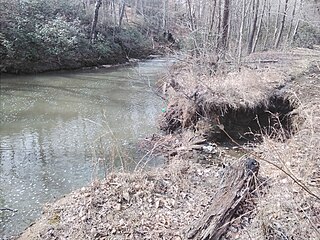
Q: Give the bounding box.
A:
[0,58,172,238]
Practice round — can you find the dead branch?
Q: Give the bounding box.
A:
[0,207,18,212]
[186,158,259,239]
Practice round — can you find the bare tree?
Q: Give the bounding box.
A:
[274,0,289,48]
[238,0,246,63]
[215,0,222,49]
[247,0,260,54]
[220,0,230,50]
[187,0,195,31]
[291,0,303,44]
[90,0,103,43]
[111,0,117,25]
[209,0,217,34]
[119,0,126,27]
[162,0,169,30]
[272,0,282,43]
[286,0,298,42]
[263,0,272,49]
[252,0,267,52]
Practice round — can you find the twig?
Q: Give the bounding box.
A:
[0,207,18,212]
[134,137,165,171]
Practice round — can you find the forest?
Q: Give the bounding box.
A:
[0,0,319,73]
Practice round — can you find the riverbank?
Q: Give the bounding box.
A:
[0,58,173,238]
[17,48,320,239]
[0,37,161,74]
[1,38,176,74]
[1,0,180,74]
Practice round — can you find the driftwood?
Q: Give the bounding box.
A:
[186,158,260,240]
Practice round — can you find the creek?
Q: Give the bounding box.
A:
[0,58,172,238]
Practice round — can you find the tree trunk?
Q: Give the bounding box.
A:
[286,0,298,43]
[187,0,195,31]
[111,0,117,26]
[238,0,254,62]
[215,0,222,50]
[119,0,126,27]
[291,0,303,45]
[238,0,246,64]
[263,0,271,49]
[209,0,217,34]
[139,0,144,16]
[272,0,282,43]
[252,0,267,52]
[133,0,138,15]
[220,0,230,50]
[227,4,232,50]
[274,0,289,48]
[291,20,300,44]
[90,0,102,44]
[247,0,260,54]
[162,0,169,30]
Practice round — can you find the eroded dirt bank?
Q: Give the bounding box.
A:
[17,48,320,240]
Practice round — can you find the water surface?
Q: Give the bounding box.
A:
[0,58,171,238]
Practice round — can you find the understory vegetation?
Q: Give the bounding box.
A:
[0,0,157,73]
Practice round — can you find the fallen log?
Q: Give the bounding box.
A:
[186,158,260,240]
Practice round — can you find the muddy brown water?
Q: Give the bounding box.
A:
[0,58,173,238]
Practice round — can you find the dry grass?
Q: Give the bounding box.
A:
[158,53,290,135]
[156,49,320,239]
[159,96,198,132]
[244,48,320,75]
[165,55,287,109]
[18,154,232,240]
[233,67,320,240]
[17,48,320,240]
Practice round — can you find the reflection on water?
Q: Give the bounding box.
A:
[0,59,172,238]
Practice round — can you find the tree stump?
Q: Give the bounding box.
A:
[186,158,260,240]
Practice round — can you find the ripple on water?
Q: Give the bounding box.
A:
[0,57,173,237]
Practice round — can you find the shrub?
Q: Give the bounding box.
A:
[36,17,84,56]
[293,23,320,48]
[115,27,152,57]
[0,0,153,73]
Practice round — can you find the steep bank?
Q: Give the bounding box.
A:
[0,26,158,74]
[17,48,320,239]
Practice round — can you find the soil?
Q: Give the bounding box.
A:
[15,47,320,240]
